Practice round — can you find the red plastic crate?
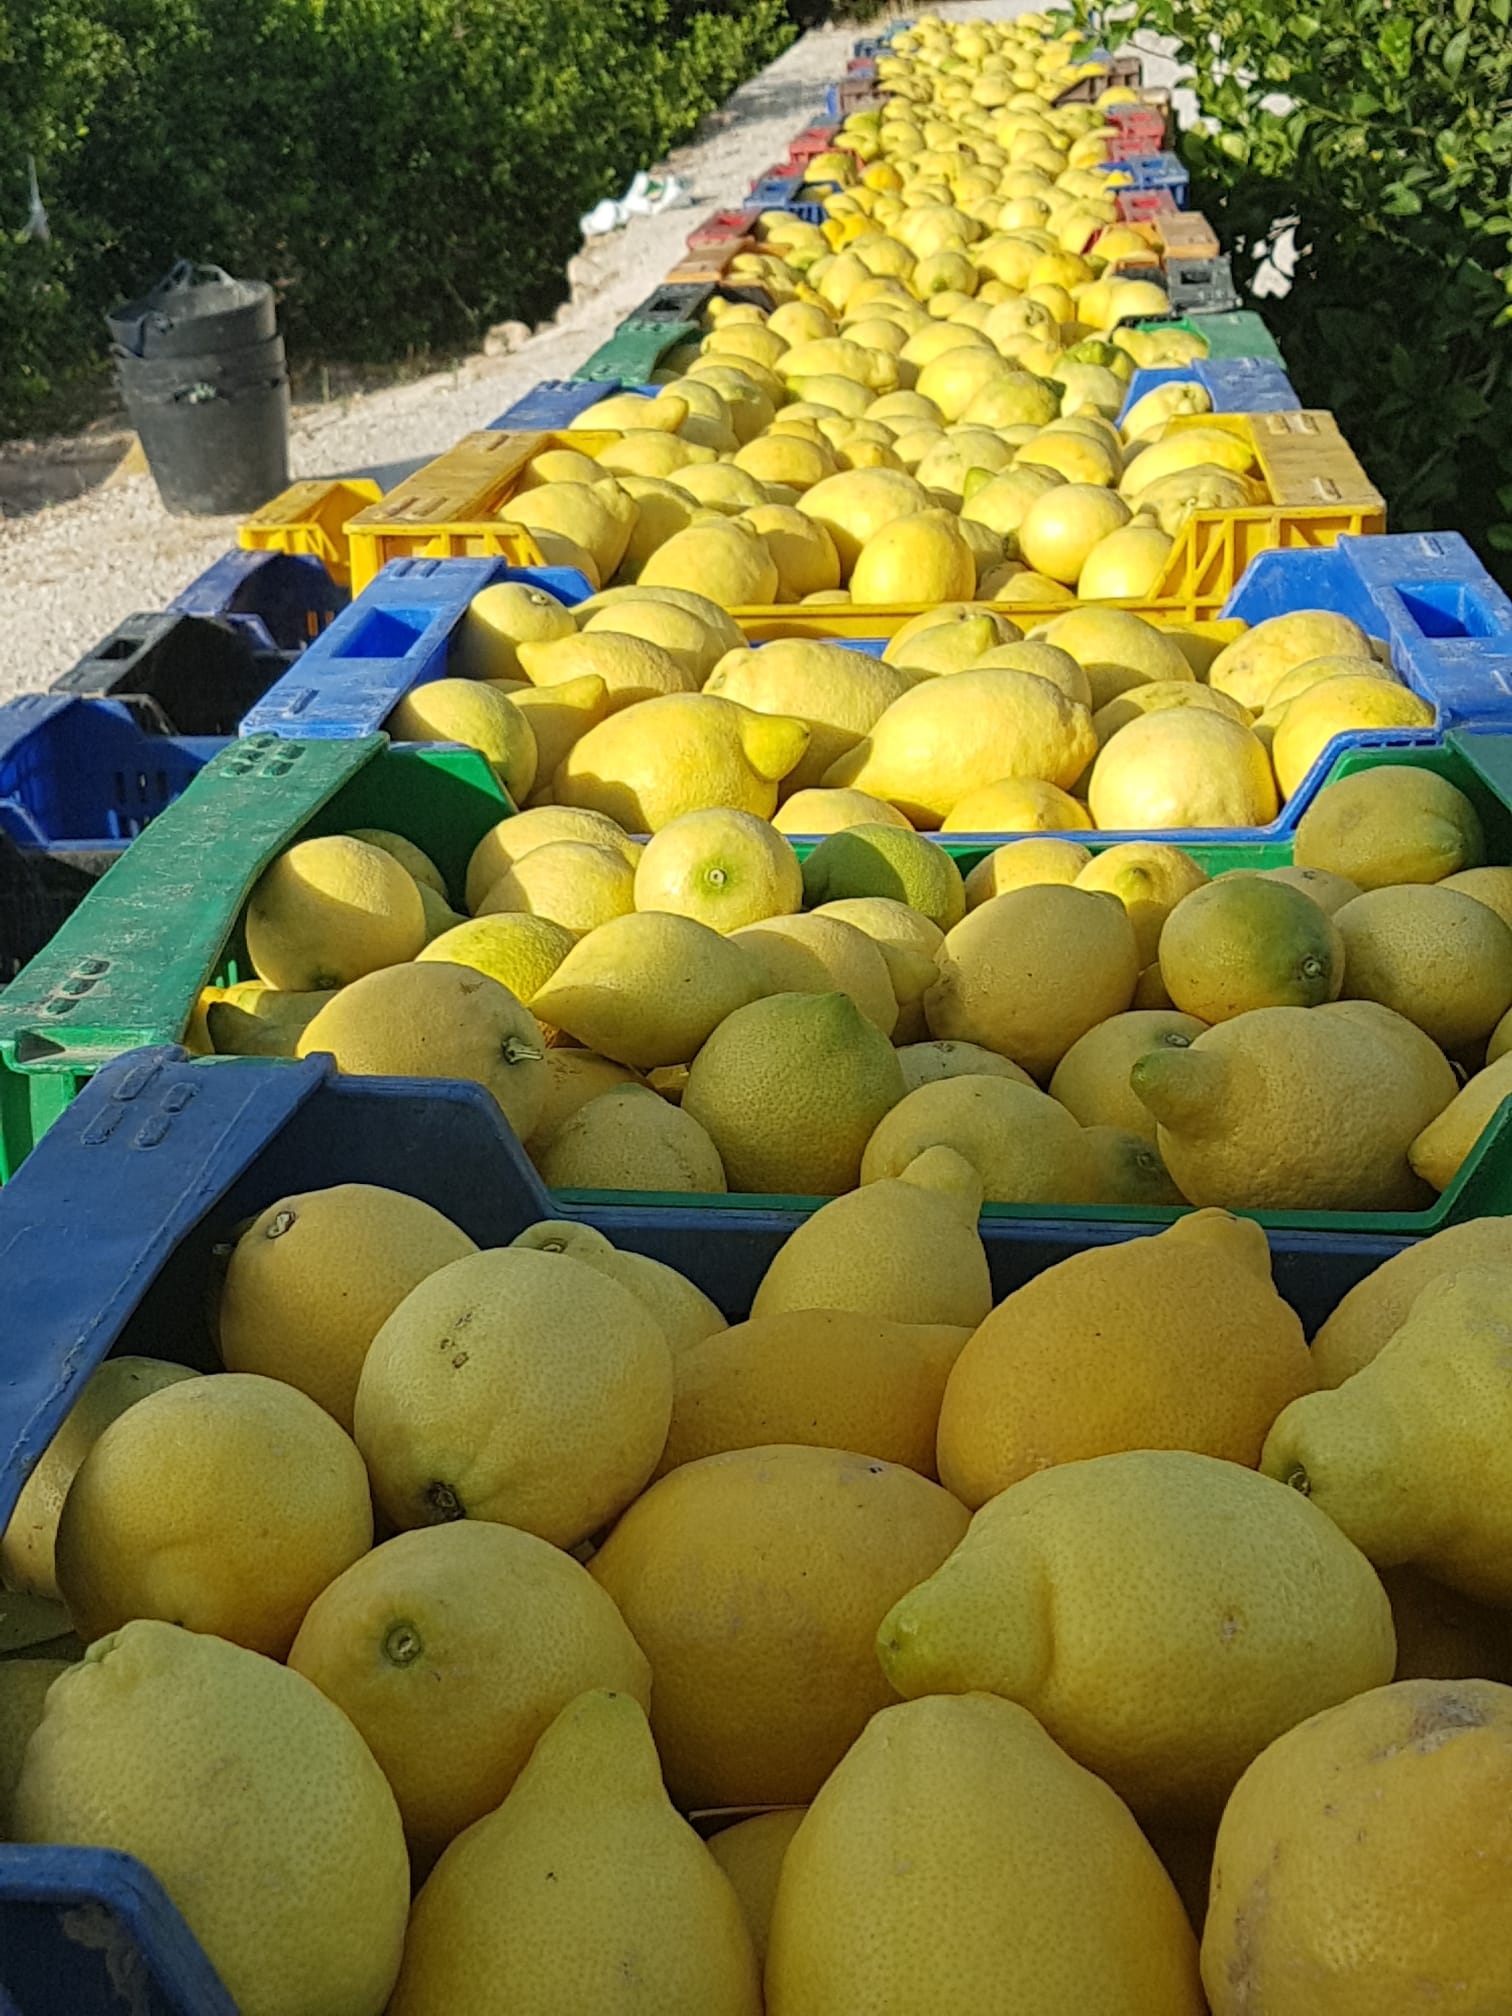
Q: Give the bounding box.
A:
[686,209,754,250]
[1108,105,1168,156]
[1117,187,1180,223]
[785,125,840,165]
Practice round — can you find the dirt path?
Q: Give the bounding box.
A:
[0,4,1181,699]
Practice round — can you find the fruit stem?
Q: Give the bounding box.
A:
[1283,1463,1311,1496]
[425,1482,466,1521]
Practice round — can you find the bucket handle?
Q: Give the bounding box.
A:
[155,258,239,296]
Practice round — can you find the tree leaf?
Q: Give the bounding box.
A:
[1443,26,1471,79]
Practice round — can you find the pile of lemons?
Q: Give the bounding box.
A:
[489,15,1278,613]
[195,740,1512,1218]
[361,578,1436,846]
[6,1139,1512,2015]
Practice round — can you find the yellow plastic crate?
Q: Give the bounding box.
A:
[340,433,620,589]
[340,410,1382,621]
[238,478,382,589]
[738,410,1385,632]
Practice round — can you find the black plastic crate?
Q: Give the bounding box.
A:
[49,612,296,737]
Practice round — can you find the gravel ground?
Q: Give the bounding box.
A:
[0,4,1182,700]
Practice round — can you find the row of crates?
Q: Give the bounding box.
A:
[5,27,1512,2012]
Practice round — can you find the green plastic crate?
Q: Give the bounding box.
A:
[550,734,1512,1238]
[0,734,509,1176]
[572,321,700,385]
[1135,308,1286,367]
[4,732,1512,1230]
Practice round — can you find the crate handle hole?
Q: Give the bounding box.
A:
[1397,584,1498,641]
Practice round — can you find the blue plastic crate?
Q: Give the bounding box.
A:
[0,1849,236,2016]
[743,171,827,224]
[1102,150,1189,206]
[486,380,655,430]
[1117,356,1301,427]
[169,550,347,654]
[0,697,218,852]
[766,535,1512,849]
[240,556,596,740]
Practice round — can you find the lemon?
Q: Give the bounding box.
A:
[218,1185,476,1432]
[15,1621,410,2016]
[639,519,780,606]
[555,693,810,832]
[1271,676,1435,799]
[1247,862,1361,915]
[1092,681,1252,750]
[417,913,574,1014]
[1262,1263,1512,1601]
[705,637,917,791]
[766,1694,1203,2016]
[525,1051,641,1154]
[465,805,638,912]
[733,432,836,492]
[811,896,941,1041]
[1049,1009,1208,1139]
[825,667,1096,824]
[940,1211,1313,1504]
[884,615,1014,678]
[515,629,698,713]
[1038,606,1192,706]
[773,786,913,835]
[942,776,1091,832]
[391,665,544,796]
[796,467,932,573]
[1089,710,1279,830]
[800,823,965,930]
[246,835,426,991]
[0,1357,199,1602]
[708,1810,807,1975]
[1077,521,1174,598]
[926,882,1138,1079]
[537,1083,728,1192]
[480,673,609,785]
[452,582,576,679]
[56,1374,372,1658]
[510,1221,726,1354]
[1202,1679,1512,2016]
[603,474,696,574]
[1017,482,1131,584]
[289,1523,652,1862]
[388,1692,761,2016]
[1084,1125,1187,1207]
[1409,1049,1512,1192]
[754,1142,991,1324]
[1159,874,1346,1021]
[1208,610,1375,712]
[972,639,1093,707]
[661,1309,968,1477]
[576,596,737,693]
[1311,1218,1512,1388]
[682,990,905,1194]
[530,911,764,1068]
[958,464,1064,539]
[879,1449,1395,1824]
[475,838,636,937]
[896,1038,1035,1092]
[1073,842,1208,966]
[512,478,639,580]
[629,807,799,930]
[1294,763,1486,889]
[740,503,842,598]
[1335,883,1512,1049]
[734,911,901,1033]
[862,1073,1099,1202]
[355,1246,671,1547]
[1258,649,1403,720]
[590,1445,968,1808]
[1132,1002,1456,1211]
[964,836,1093,905]
[1441,864,1512,930]
[298,962,547,1139]
[850,509,977,602]
[346,826,446,895]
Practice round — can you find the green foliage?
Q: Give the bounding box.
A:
[1071,0,1512,579]
[0,0,804,436]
